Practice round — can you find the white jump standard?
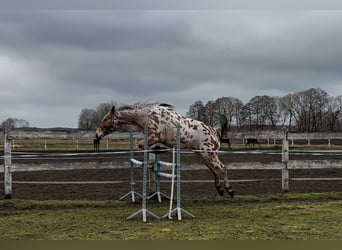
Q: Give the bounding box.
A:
[125,125,160,222]
[119,126,143,203]
[148,124,194,220]
[161,124,194,220]
[3,133,12,199]
[118,123,194,221]
[147,151,174,203]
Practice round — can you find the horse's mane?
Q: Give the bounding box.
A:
[118,102,175,111]
[117,105,134,111]
[158,103,175,109]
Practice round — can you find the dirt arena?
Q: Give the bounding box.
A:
[1,150,342,200]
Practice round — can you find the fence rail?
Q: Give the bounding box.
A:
[0,129,143,140]
[2,157,342,173]
[2,128,342,141]
[2,130,342,199]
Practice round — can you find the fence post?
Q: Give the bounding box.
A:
[281,130,289,193]
[4,133,12,199]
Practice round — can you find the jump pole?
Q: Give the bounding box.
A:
[126,124,159,222]
[119,126,142,202]
[168,147,176,219]
[147,151,171,203]
[282,130,289,193]
[4,133,12,199]
[162,123,195,220]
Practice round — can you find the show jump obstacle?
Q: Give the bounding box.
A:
[3,133,12,199]
[123,124,195,222]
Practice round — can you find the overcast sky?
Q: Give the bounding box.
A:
[1,10,342,128]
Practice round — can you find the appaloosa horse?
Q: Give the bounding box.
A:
[95,103,234,198]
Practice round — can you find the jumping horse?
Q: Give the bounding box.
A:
[95,103,234,198]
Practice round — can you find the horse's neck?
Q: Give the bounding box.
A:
[117,109,149,128]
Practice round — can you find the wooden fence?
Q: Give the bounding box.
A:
[1,129,342,199]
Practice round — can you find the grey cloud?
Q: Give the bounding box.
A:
[1,10,342,127]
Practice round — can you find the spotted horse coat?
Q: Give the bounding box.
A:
[95,103,234,198]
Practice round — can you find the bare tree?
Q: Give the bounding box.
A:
[78,101,117,130]
[204,100,218,127]
[312,88,329,131]
[324,95,342,131]
[239,102,254,130]
[1,118,30,132]
[214,97,243,131]
[279,93,295,130]
[233,98,244,129]
[187,98,243,132]
[263,96,280,129]
[290,88,329,132]
[78,108,99,129]
[96,102,113,119]
[1,118,16,132]
[16,118,30,128]
[186,101,206,121]
[242,96,266,130]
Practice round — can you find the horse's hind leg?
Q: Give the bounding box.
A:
[223,168,234,198]
[213,173,225,196]
[212,167,234,198]
[201,152,234,198]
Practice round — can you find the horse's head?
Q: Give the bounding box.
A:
[95,106,119,140]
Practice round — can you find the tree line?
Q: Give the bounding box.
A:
[186,88,342,132]
[1,88,341,133]
[77,88,342,132]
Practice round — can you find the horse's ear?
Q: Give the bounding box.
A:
[110,106,115,114]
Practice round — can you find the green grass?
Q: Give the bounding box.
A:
[1,193,341,240]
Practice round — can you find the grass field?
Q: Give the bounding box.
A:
[1,137,342,240]
[1,192,341,240]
